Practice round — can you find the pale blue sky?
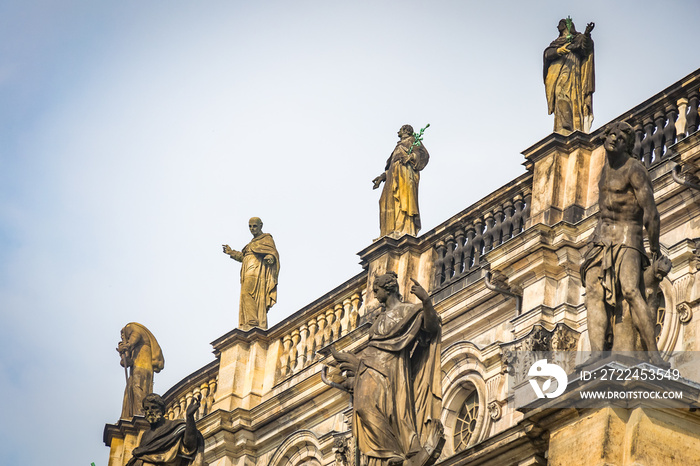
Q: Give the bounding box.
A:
[1,1,699,464]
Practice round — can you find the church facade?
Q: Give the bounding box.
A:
[105,68,700,466]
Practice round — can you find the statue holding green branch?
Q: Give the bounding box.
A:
[373,124,430,238]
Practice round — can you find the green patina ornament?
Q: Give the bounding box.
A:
[565,16,574,43]
[407,123,430,155]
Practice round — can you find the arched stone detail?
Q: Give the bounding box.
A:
[268,430,323,466]
[440,341,490,457]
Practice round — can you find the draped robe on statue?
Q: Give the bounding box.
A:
[543,31,595,134]
[354,301,442,465]
[379,139,429,237]
[235,233,279,329]
[120,323,164,419]
[125,419,204,466]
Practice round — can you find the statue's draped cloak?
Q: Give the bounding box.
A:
[239,233,279,329]
[379,139,429,237]
[543,32,595,133]
[126,419,204,466]
[353,302,442,464]
[121,323,164,419]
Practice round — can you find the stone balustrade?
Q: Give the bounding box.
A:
[162,361,218,421]
[433,182,532,289]
[276,290,363,382]
[623,70,700,167]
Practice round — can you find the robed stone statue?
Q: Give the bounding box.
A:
[223,217,280,330]
[544,18,595,134]
[580,122,670,368]
[117,323,165,419]
[126,393,204,466]
[328,272,444,466]
[373,125,430,238]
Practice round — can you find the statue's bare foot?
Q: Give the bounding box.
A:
[575,353,606,372]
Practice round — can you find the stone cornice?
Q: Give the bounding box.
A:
[103,416,150,447]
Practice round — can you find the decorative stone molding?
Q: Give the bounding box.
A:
[678,302,693,323]
[488,401,502,421]
[333,435,350,466]
[501,324,580,379]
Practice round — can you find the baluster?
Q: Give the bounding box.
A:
[493,207,504,247]
[676,98,689,140]
[208,378,217,409]
[179,397,187,419]
[334,304,343,338]
[453,228,465,277]
[350,293,361,330]
[444,234,455,281]
[166,407,175,420]
[652,111,666,163]
[434,240,446,286]
[632,123,644,160]
[663,105,678,157]
[512,195,524,234]
[290,330,300,371]
[502,200,514,240]
[325,309,336,342]
[522,193,532,227]
[297,324,309,368]
[199,383,210,417]
[641,117,654,167]
[316,314,327,350]
[464,224,475,269]
[172,401,181,419]
[686,90,699,135]
[483,212,495,253]
[306,319,317,363]
[280,334,292,377]
[472,217,484,267]
[341,299,352,337]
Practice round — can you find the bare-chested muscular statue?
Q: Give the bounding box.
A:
[580,121,669,368]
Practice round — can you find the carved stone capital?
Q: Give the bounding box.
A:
[678,302,693,323]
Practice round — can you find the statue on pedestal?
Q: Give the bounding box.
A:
[544,17,595,134]
[223,217,279,330]
[580,122,670,367]
[117,323,164,419]
[373,125,430,238]
[327,273,444,466]
[126,393,204,466]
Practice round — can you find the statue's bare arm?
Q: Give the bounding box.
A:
[410,278,440,334]
[630,164,660,255]
[263,254,275,265]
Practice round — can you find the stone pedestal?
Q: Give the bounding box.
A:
[521,360,700,466]
[103,417,150,466]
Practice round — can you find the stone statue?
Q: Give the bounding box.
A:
[580,122,669,368]
[544,18,595,134]
[328,273,444,466]
[117,323,165,419]
[373,125,430,238]
[222,217,279,330]
[125,393,204,466]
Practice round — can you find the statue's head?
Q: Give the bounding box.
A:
[398,125,414,139]
[603,121,635,156]
[143,393,166,426]
[373,272,401,304]
[249,217,263,237]
[558,18,576,35]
